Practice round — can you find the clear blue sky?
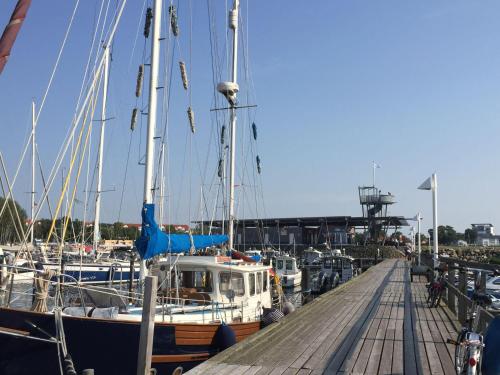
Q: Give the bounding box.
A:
[1,0,500,235]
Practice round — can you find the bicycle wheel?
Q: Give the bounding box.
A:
[454,331,468,374]
[428,288,437,308]
[434,290,443,308]
[427,288,434,307]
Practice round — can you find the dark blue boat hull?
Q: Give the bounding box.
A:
[0,307,260,374]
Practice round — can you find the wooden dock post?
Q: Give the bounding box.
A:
[447,268,456,314]
[137,275,158,375]
[458,270,467,324]
[479,271,487,293]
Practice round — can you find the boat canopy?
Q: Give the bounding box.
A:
[135,203,228,259]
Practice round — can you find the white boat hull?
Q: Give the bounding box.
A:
[280,271,302,288]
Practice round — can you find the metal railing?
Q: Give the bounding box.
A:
[1,264,263,323]
[420,255,499,333]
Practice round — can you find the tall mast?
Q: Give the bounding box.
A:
[144,0,162,205]
[30,100,35,245]
[218,0,240,250]
[158,143,165,230]
[141,0,162,280]
[93,46,110,250]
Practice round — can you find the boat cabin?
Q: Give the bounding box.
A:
[321,255,355,283]
[274,255,299,276]
[152,256,272,322]
[302,248,323,265]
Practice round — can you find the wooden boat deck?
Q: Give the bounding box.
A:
[186,259,460,375]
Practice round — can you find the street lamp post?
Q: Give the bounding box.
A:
[418,173,438,267]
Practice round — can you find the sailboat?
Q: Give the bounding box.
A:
[0,1,271,374]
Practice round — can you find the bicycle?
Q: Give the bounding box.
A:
[427,267,447,308]
[447,291,492,374]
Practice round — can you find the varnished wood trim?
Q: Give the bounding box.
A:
[152,352,211,363]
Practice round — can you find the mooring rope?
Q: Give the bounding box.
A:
[31,269,56,313]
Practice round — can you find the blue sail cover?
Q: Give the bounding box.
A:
[135,203,228,260]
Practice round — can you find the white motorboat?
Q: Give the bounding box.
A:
[274,255,302,288]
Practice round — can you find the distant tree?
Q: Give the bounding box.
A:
[413,233,427,245]
[33,218,52,241]
[464,228,477,245]
[391,231,403,240]
[0,197,27,244]
[429,225,458,245]
[353,232,364,245]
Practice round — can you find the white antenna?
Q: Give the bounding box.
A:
[372,161,380,187]
[93,46,110,251]
[141,0,163,280]
[218,0,240,250]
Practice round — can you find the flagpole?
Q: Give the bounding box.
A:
[372,161,375,187]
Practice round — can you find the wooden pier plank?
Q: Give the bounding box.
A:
[186,260,460,375]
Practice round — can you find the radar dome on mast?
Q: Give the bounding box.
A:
[217,81,239,106]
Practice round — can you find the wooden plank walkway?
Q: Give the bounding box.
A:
[186,259,460,375]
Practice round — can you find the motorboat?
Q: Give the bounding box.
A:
[274,255,302,288]
[302,247,323,266]
[311,254,356,294]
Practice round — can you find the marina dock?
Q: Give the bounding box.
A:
[187,259,459,375]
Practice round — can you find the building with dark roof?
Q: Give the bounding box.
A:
[200,215,408,250]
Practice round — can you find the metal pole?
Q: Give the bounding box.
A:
[31,101,35,245]
[431,173,438,267]
[417,212,422,266]
[227,0,240,251]
[158,143,165,230]
[410,227,415,258]
[93,46,110,250]
[140,0,162,281]
[372,161,375,187]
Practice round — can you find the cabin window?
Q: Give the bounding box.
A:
[219,272,245,297]
[249,273,256,295]
[324,260,331,269]
[277,260,283,270]
[263,270,268,291]
[257,272,262,293]
[179,270,213,292]
[286,260,293,271]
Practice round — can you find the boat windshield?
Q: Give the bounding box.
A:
[219,271,245,296]
[179,270,213,292]
[286,260,293,270]
[249,273,256,295]
[277,260,284,270]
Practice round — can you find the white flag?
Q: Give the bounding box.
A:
[418,177,432,190]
